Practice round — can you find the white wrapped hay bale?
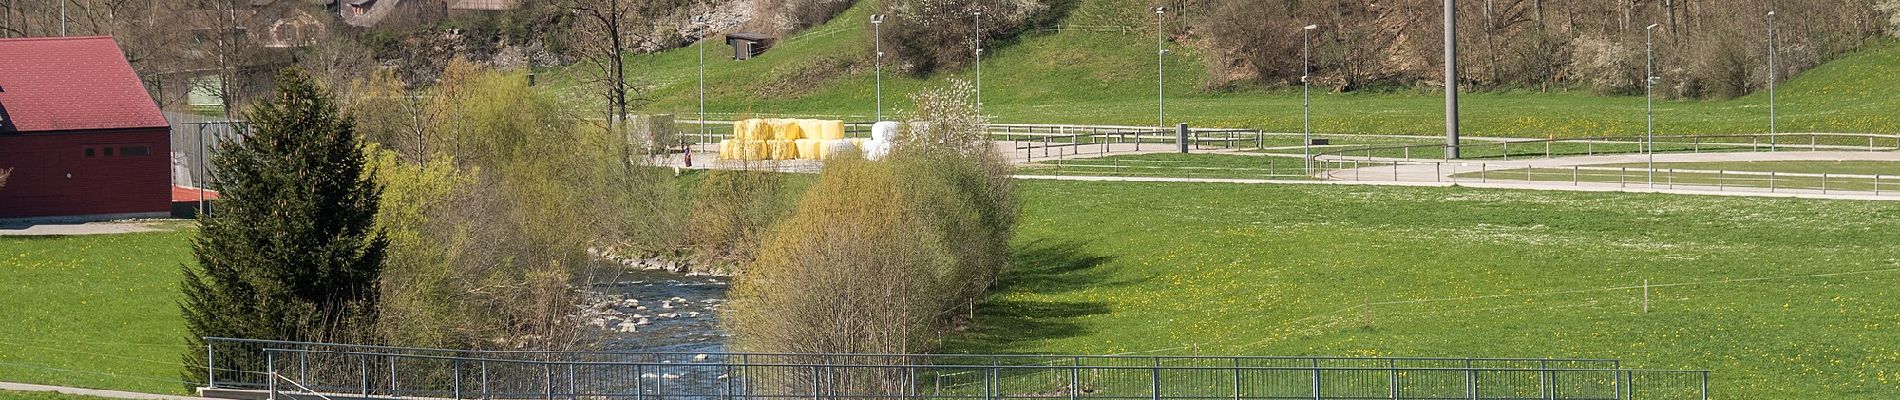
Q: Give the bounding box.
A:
[862,140,893,161]
[872,121,900,142]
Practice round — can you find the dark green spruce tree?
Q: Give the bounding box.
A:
[182,69,387,385]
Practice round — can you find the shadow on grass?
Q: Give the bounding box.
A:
[940,239,1135,355]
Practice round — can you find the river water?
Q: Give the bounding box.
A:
[580,268,732,354]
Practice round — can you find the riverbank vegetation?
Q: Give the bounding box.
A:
[347,61,680,351]
[729,81,1019,361]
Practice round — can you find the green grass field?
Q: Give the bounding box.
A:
[946,180,1900,399]
[1596,160,1900,176]
[0,231,197,394]
[0,390,123,400]
[570,0,1900,137]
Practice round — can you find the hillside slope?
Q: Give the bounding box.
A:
[602,0,1900,137]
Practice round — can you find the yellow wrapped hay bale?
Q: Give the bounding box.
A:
[794,139,825,160]
[737,119,771,141]
[717,140,735,160]
[796,119,825,141]
[817,120,847,140]
[768,119,805,140]
[741,140,771,160]
[767,140,799,159]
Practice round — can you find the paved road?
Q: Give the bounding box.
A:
[0,382,215,400]
[1319,151,1900,200]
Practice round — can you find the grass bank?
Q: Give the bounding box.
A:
[570,0,1900,137]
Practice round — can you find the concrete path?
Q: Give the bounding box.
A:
[652,140,1215,169]
[653,135,1900,201]
[0,382,215,400]
[1318,151,1900,200]
[0,220,185,236]
[1014,174,1900,201]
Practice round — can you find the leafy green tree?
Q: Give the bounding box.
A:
[182,68,388,377]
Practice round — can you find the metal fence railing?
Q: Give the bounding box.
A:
[203,338,1710,400]
[1313,133,1900,163]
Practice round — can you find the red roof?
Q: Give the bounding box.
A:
[0,36,168,133]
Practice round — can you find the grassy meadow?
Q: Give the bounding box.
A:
[946,180,1900,399]
[0,231,197,394]
[0,391,125,400]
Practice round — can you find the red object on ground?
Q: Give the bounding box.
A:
[0,36,172,219]
[172,185,221,202]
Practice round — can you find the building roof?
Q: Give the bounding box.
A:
[450,0,519,11]
[727,32,774,42]
[0,36,167,134]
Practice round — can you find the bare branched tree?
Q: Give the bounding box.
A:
[561,0,700,128]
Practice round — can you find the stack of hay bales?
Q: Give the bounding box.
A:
[719,118,857,160]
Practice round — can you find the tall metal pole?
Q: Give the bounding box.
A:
[1155,7,1166,131]
[1767,11,1778,152]
[60,0,67,36]
[1302,25,1317,175]
[1646,24,1660,187]
[974,10,983,112]
[873,15,885,121]
[1443,0,1460,159]
[698,38,706,148]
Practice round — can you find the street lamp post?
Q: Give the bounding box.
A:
[1767,11,1778,151]
[697,36,706,154]
[872,14,885,121]
[1302,24,1318,175]
[1443,0,1460,159]
[1154,6,1167,150]
[974,10,983,112]
[1646,23,1661,187]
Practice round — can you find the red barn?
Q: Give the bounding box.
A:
[0,36,172,219]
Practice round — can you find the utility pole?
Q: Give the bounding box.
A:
[60,0,67,36]
[1443,0,1460,159]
